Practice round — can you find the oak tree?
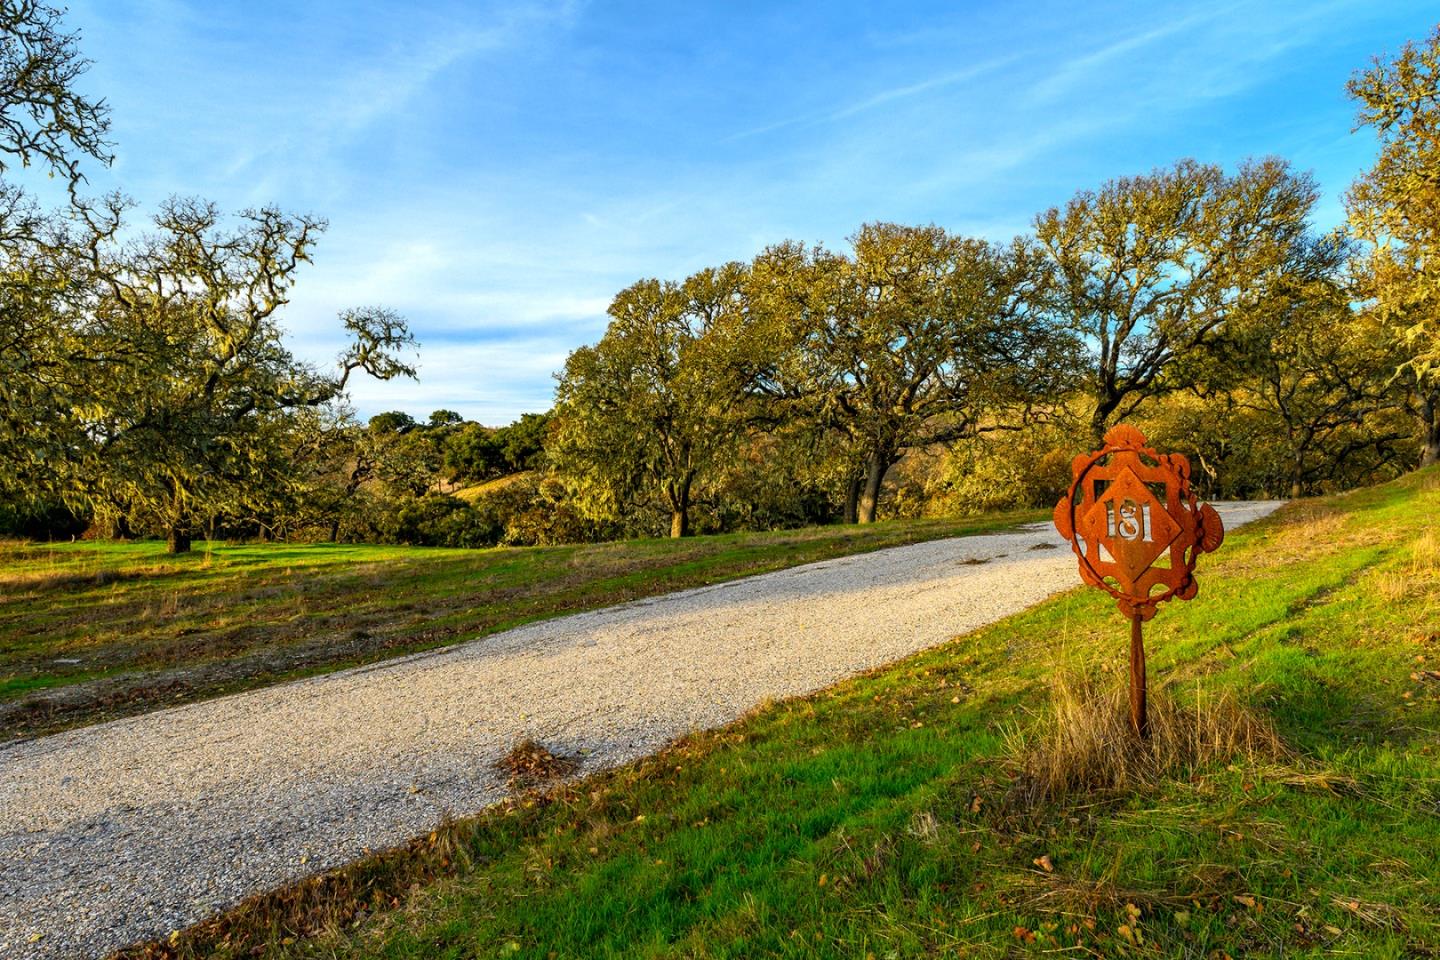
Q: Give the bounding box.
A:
[71,197,416,551]
[1347,24,1440,466]
[1036,158,1319,443]
[1221,237,1408,495]
[550,263,758,538]
[752,224,1073,523]
[0,0,111,187]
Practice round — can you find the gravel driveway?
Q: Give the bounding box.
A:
[0,503,1282,959]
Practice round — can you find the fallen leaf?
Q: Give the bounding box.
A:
[1033,854,1054,872]
[1234,894,1262,913]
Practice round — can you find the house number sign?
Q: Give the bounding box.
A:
[1052,424,1227,737]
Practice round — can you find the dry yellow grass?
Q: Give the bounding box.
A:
[1007,668,1290,803]
[1373,525,1440,601]
[1376,570,1412,601]
[451,471,536,502]
[1410,527,1440,574]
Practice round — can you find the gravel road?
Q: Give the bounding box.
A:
[0,502,1282,959]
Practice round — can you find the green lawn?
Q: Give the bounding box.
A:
[0,511,1041,739]
[120,470,1440,960]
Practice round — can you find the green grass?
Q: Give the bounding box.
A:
[0,511,1041,739]
[117,470,1440,960]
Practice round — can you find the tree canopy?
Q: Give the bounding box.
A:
[0,0,111,187]
[751,225,1075,523]
[1347,24,1440,466]
[1036,158,1320,442]
[551,263,756,538]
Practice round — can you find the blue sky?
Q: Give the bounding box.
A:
[53,0,1437,424]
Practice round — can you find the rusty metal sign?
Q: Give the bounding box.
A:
[1052,424,1226,737]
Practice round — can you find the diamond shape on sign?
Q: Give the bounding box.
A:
[1080,466,1180,586]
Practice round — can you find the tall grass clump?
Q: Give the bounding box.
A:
[1008,668,1289,804]
[1410,527,1440,574]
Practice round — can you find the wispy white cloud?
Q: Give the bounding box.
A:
[340,338,572,426]
[724,54,1018,143]
[323,3,581,143]
[1025,5,1242,103]
[76,0,583,203]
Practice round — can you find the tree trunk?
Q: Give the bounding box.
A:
[1090,397,1119,447]
[843,475,862,525]
[1420,390,1440,469]
[329,519,341,543]
[1289,450,1305,499]
[166,485,192,554]
[668,473,693,538]
[857,446,894,524]
[167,527,192,554]
[1089,371,1142,447]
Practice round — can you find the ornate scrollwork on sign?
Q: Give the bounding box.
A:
[1053,424,1225,621]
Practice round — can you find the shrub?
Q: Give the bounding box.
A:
[331,491,484,548]
[495,474,617,546]
[930,423,1079,515]
[0,500,90,541]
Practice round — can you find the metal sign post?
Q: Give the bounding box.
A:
[1052,425,1226,738]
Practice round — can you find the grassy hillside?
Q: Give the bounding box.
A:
[122,470,1440,960]
[451,472,534,501]
[0,511,1039,739]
